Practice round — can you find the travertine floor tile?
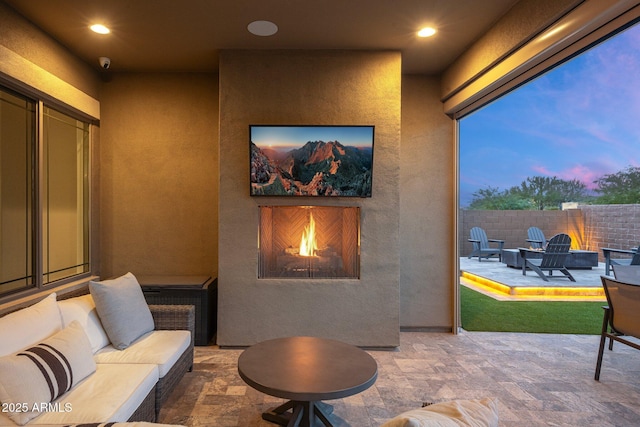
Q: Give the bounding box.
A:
[159,331,640,426]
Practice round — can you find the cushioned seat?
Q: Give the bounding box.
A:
[60,424,183,427]
[0,363,158,426]
[94,330,191,377]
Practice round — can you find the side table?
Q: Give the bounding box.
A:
[238,336,378,427]
[138,275,217,345]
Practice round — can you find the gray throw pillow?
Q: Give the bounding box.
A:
[89,272,154,350]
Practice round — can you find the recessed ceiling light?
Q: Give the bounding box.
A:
[418,27,437,38]
[248,20,278,37]
[90,24,110,34]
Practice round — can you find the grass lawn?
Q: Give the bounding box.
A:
[460,285,605,334]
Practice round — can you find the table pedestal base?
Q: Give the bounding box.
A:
[263,400,334,427]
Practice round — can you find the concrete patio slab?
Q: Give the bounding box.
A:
[460,256,608,301]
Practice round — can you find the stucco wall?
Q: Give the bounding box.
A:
[0,1,99,101]
[441,0,582,100]
[218,50,401,347]
[99,73,218,279]
[400,75,455,330]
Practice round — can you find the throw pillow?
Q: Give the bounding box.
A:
[0,320,96,425]
[58,294,111,353]
[380,398,499,427]
[0,293,62,357]
[89,272,155,350]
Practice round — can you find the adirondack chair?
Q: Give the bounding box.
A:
[467,227,504,262]
[521,233,575,282]
[602,246,640,275]
[526,226,547,249]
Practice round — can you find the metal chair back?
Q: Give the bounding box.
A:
[601,276,640,337]
[612,265,640,285]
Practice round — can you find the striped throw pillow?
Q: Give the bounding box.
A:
[0,321,96,425]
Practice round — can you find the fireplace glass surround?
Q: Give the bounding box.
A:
[259,206,360,279]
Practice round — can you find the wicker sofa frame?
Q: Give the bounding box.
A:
[128,386,157,422]
[149,304,195,416]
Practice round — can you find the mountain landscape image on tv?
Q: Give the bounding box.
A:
[250,125,374,197]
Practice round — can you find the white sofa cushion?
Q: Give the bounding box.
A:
[58,294,110,354]
[63,424,185,427]
[25,363,159,425]
[0,321,96,425]
[0,293,62,357]
[380,398,499,427]
[94,330,191,377]
[89,273,154,350]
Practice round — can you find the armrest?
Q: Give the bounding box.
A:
[602,247,636,255]
[489,239,505,250]
[149,304,195,347]
[468,239,480,243]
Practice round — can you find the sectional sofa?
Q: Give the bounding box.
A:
[0,273,194,426]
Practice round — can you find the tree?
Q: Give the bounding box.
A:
[468,186,536,210]
[593,166,640,204]
[467,176,589,210]
[512,176,587,210]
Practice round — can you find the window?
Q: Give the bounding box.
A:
[0,89,35,295]
[0,85,90,299]
[42,106,90,283]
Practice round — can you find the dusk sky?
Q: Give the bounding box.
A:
[459,22,640,207]
[251,125,374,150]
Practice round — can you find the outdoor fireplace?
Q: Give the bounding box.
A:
[259,206,360,278]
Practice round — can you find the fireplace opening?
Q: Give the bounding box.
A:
[259,206,360,279]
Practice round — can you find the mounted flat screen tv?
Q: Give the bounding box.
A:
[250,125,374,197]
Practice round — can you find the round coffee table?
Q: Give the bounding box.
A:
[238,336,378,427]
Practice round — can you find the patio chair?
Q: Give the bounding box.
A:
[612,265,640,285]
[602,246,640,275]
[522,233,575,282]
[467,227,504,262]
[526,226,547,249]
[595,276,640,380]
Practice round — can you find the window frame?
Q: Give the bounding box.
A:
[0,84,96,303]
[450,1,640,332]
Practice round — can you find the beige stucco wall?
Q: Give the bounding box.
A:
[0,1,99,104]
[441,0,582,101]
[400,75,455,330]
[218,50,401,347]
[98,73,218,279]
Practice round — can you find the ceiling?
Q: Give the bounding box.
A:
[4,0,521,75]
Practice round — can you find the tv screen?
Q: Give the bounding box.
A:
[250,125,374,197]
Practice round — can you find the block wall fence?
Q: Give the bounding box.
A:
[459,204,640,261]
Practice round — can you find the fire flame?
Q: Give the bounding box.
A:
[299,212,318,257]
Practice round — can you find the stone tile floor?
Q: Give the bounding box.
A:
[159,331,640,426]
